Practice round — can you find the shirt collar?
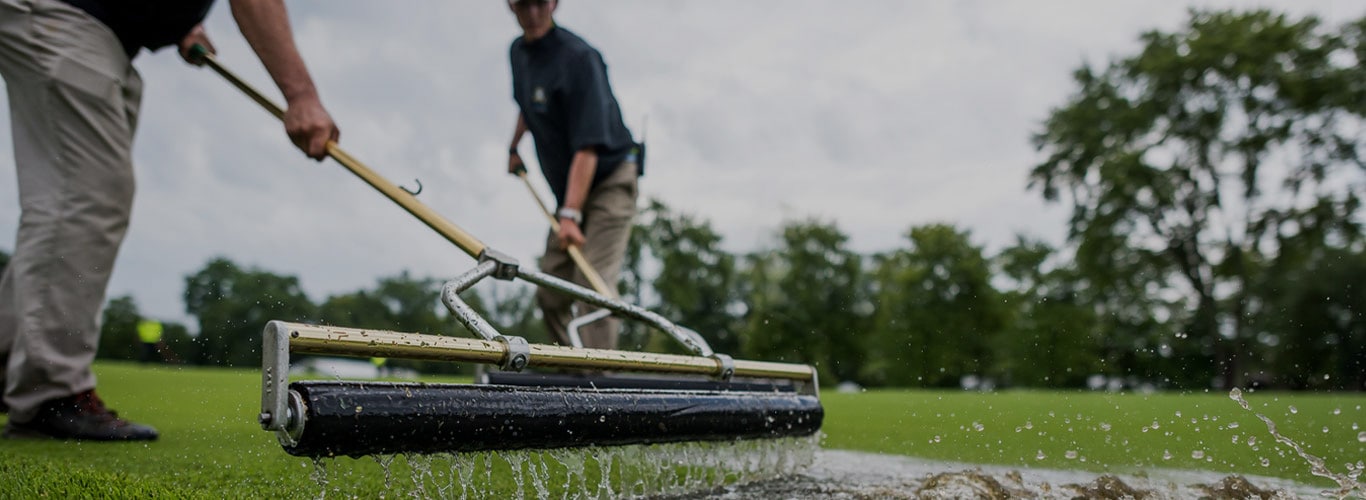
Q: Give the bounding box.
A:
[521,25,562,51]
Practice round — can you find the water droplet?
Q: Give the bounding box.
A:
[1064,450,1078,460]
[1289,406,1298,414]
[1260,458,1270,467]
[1333,408,1342,415]
[1151,420,1161,429]
[1358,432,1366,443]
[972,422,985,432]
[1247,436,1256,446]
[1322,426,1329,434]
[1024,421,1033,430]
[1099,423,1111,432]
[1191,450,1205,459]
[1162,450,1172,460]
[1035,450,1046,460]
[1227,422,1240,429]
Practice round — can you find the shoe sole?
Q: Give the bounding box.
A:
[2,424,56,440]
[3,424,157,441]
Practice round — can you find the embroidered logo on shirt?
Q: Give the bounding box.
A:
[532,86,547,105]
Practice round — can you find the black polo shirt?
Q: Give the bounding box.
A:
[59,0,216,59]
[510,26,636,208]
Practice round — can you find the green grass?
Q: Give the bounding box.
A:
[1,362,1362,497]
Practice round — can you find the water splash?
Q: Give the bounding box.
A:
[307,435,819,498]
[309,457,329,500]
[1228,388,1364,498]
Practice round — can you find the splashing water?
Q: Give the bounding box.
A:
[1228,388,1364,498]
[309,458,329,500]
[306,435,818,498]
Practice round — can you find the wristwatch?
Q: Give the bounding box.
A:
[557,207,582,224]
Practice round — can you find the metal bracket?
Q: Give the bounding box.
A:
[710,353,735,381]
[439,259,530,371]
[259,321,305,446]
[477,248,520,281]
[498,335,530,371]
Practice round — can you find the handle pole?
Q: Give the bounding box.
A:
[515,169,615,297]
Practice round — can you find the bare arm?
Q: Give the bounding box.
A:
[508,113,528,174]
[556,148,597,248]
[229,0,339,160]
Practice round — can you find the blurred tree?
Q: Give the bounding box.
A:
[159,322,193,364]
[97,295,142,361]
[638,200,742,355]
[317,291,392,331]
[372,271,451,335]
[1031,9,1365,389]
[476,282,546,345]
[1258,245,1366,390]
[993,237,1102,388]
[743,219,870,385]
[317,271,479,375]
[184,258,316,366]
[618,205,651,350]
[864,224,1004,387]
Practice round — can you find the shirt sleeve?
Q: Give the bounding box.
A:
[565,49,615,153]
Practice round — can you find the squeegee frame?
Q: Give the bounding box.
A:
[260,321,819,446]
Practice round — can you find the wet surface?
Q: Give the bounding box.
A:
[680,449,1323,499]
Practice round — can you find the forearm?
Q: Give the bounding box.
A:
[230,0,317,104]
[510,114,528,150]
[562,148,597,210]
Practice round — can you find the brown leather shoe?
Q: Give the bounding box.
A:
[3,390,158,441]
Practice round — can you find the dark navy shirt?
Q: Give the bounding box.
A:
[510,26,636,208]
[59,0,216,59]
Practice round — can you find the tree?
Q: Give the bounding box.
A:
[864,224,1004,387]
[1030,9,1365,389]
[742,219,870,384]
[184,258,316,366]
[97,295,142,361]
[1258,245,1366,390]
[993,237,1102,388]
[638,200,743,355]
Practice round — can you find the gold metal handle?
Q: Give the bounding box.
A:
[517,171,615,297]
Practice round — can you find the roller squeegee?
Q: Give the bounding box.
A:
[193,45,822,458]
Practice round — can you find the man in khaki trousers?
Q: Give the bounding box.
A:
[0,0,339,441]
[504,0,640,351]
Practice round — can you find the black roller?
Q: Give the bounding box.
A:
[284,381,823,458]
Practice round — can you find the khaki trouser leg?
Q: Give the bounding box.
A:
[0,0,140,422]
[537,163,638,350]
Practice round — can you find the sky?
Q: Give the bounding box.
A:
[0,0,1360,327]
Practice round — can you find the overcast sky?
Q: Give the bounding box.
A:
[0,0,1359,326]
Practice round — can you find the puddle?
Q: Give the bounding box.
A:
[684,449,1323,499]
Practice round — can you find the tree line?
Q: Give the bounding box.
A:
[0,9,1360,391]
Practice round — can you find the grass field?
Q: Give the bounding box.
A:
[1,362,1362,498]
